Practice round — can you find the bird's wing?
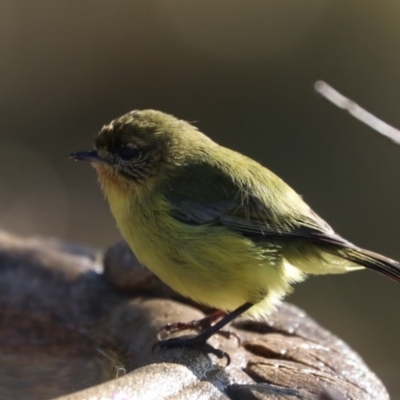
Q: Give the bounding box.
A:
[170,196,346,246]
[164,160,400,282]
[164,162,348,247]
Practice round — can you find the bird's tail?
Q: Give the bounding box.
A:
[339,246,400,283]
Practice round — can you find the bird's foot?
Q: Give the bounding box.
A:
[154,304,253,367]
[152,335,231,365]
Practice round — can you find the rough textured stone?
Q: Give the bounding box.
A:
[0,233,389,399]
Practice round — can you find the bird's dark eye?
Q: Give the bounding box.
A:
[118,146,140,161]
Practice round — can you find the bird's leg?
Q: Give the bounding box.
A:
[153,302,253,365]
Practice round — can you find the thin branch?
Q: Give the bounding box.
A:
[314,80,400,145]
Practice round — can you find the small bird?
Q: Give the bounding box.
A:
[70,109,400,361]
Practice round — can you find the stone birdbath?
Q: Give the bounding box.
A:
[0,231,389,399]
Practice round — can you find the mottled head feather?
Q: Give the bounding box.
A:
[94,109,215,188]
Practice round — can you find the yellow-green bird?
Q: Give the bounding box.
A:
[70,109,400,360]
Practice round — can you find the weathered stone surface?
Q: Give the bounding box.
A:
[0,233,389,399]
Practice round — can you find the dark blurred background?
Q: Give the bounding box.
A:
[1,0,400,395]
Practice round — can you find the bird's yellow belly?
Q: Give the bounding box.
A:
[109,192,303,318]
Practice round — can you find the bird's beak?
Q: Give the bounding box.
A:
[69,150,105,163]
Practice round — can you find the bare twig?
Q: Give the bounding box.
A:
[314,80,400,145]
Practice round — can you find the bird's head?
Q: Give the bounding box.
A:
[70,109,211,195]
